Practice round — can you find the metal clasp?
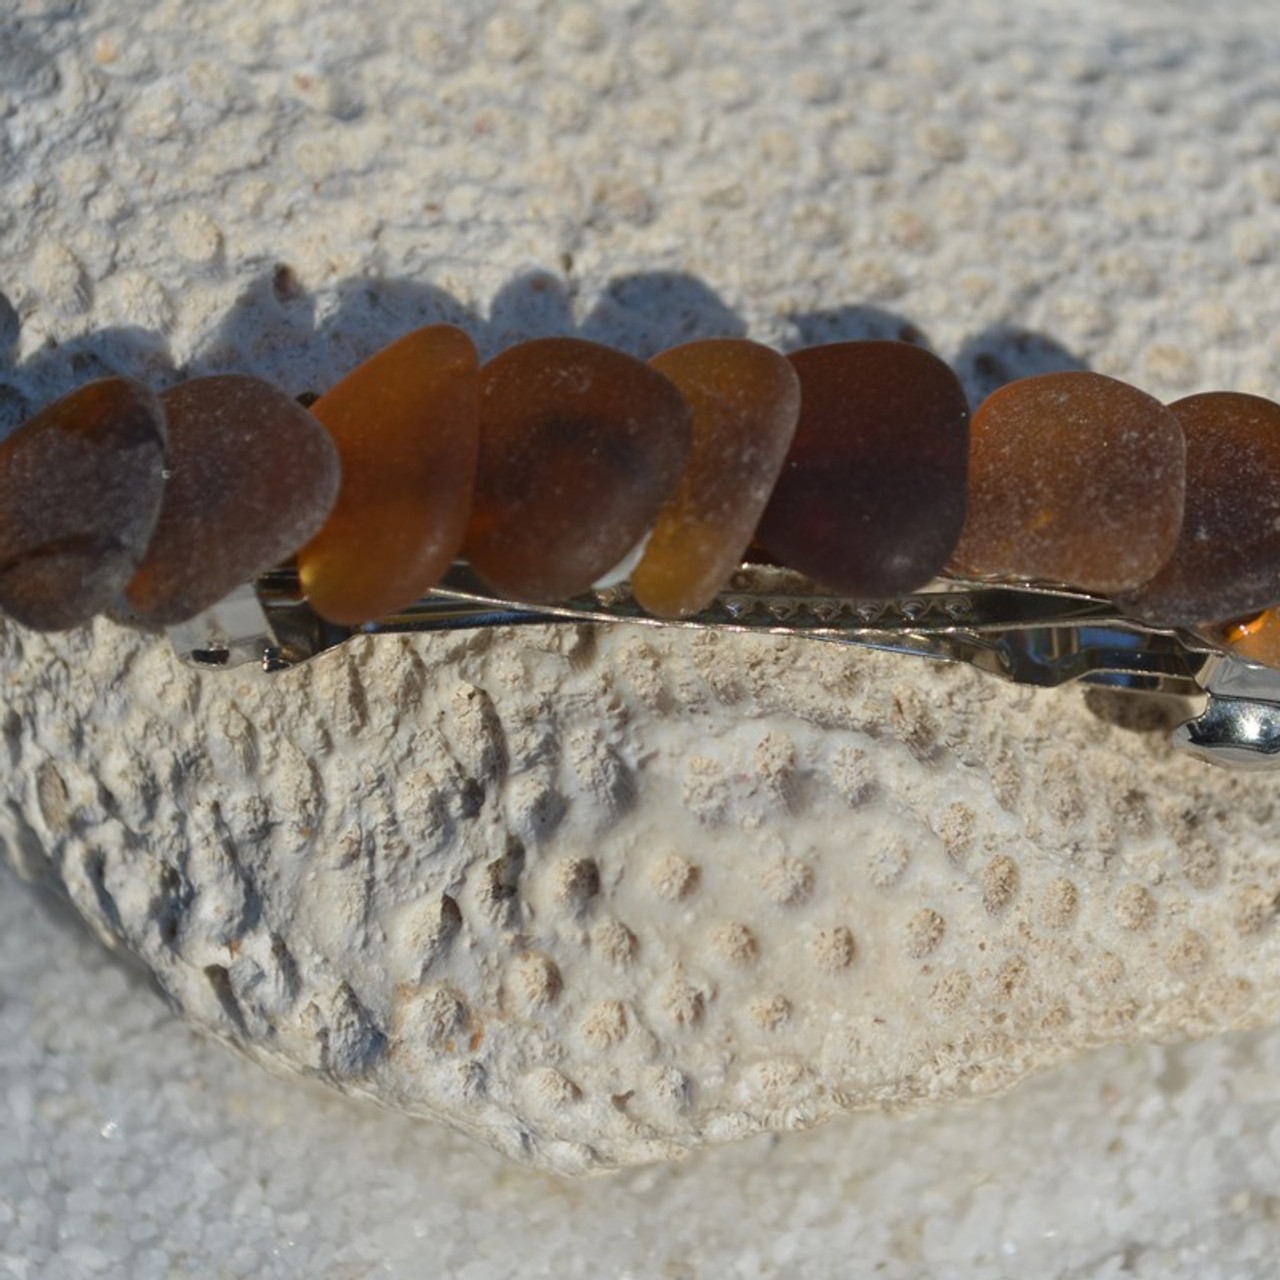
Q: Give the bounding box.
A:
[1172,652,1280,769]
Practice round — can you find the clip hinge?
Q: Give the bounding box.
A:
[1171,653,1280,769]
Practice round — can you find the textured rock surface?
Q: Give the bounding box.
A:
[4,609,1280,1172]
[2,0,1280,1241]
[8,883,1280,1280]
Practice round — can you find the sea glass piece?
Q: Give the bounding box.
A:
[1116,392,1280,626]
[0,378,166,630]
[950,371,1185,594]
[297,325,480,624]
[753,341,969,597]
[464,337,692,602]
[123,375,340,626]
[1220,610,1280,669]
[632,339,800,618]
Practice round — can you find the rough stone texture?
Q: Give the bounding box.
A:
[4,609,1280,1172]
[2,0,1280,1246]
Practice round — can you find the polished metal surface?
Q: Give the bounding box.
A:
[1171,654,1280,769]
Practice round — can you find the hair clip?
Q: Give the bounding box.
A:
[163,561,1280,771]
[2,325,1279,770]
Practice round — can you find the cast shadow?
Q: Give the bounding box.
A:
[1,267,1092,418]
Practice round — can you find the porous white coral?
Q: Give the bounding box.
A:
[5,0,1280,1185]
[3,612,1277,1172]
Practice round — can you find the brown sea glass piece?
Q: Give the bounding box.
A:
[297,325,480,624]
[463,336,692,603]
[950,371,1185,595]
[631,339,800,618]
[1116,392,1280,626]
[0,378,166,630]
[123,375,340,626]
[753,341,969,597]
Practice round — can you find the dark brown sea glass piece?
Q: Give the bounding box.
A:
[1116,392,1280,625]
[950,371,1185,595]
[633,339,800,618]
[123,375,340,626]
[463,337,692,602]
[297,325,481,624]
[0,378,166,630]
[753,341,969,597]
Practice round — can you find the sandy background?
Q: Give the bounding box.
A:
[3,0,1280,1275]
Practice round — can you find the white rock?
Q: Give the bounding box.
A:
[3,613,1278,1173]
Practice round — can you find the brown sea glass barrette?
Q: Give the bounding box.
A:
[3,326,1280,769]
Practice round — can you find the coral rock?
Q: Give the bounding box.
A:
[5,612,1280,1174]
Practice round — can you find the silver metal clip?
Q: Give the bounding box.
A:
[166,563,1280,770]
[1171,652,1280,769]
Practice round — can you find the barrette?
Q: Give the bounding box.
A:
[2,325,1279,769]
[164,562,1280,771]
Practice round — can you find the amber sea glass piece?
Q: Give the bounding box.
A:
[296,325,480,624]
[463,337,692,602]
[950,371,1185,594]
[0,378,166,630]
[753,341,969,597]
[1116,392,1280,626]
[1218,610,1280,669]
[123,375,340,626]
[631,339,800,618]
